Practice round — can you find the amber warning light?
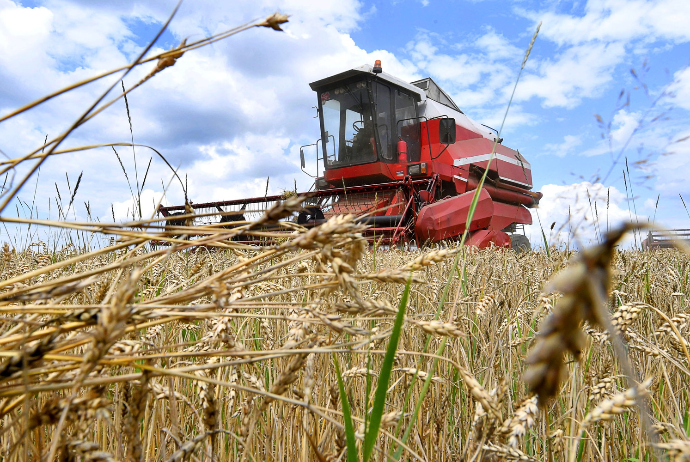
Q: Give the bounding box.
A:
[373,59,382,74]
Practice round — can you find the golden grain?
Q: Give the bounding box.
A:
[0,220,686,461]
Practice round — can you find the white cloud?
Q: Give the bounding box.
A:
[578,107,682,163]
[649,130,690,195]
[579,109,641,157]
[513,0,690,109]
[402,0,690,118]
[543,134,582,157]
[474,29,522,60]
[0,2,54,77]
[526,0,690,46]
[609,110,640,145]
[0,0,399,219]
[403,31,516,113]
[642,197,655,210]
[515,42,627,108]
[111,188,167,222]
[0,0,138,108]
[669,66,690,111]
[477,104,539,133]
[525,181,646,248]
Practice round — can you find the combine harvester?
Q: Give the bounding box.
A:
[159,60,542,249]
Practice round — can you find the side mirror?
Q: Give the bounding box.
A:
[300,148,305,169]
[439,118,456,145]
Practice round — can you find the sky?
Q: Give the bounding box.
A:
[0,0,689,249]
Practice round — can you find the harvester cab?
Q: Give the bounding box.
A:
[158,60,542,249]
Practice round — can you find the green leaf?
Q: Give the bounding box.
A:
[391,251,461,461]
[333,353,358,462]
[541,227,551,258]
[362,276,412,462]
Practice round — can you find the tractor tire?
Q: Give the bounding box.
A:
[510,233,531,252]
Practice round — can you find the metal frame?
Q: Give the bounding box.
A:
[158,179,432,215]
[157,177,439,246]
[644,229,690,249]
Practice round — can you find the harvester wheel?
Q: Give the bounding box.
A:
[166,212,186,228]
[510,233,531,252]
[297,207,325,225]
[164,212,189,240]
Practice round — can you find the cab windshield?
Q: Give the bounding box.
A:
[319,80,392,168]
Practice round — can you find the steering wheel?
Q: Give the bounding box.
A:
[352,120,364,133]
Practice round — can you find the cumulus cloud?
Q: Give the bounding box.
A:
[648,130,690,195]
[474,29,522,60]
[0,0,398,218]
[111,188,167,222]
[404,31,515,111]
[525,181,646,249]
[543,134,582,157]
[669,66,690,111]
[578,109,642,157]
[525,0,690,46]
[575,104,686,174]
[399,0,690,128]
[513,0,690,109]
[515,41,627,108]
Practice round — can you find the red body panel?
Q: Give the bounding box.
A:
[466,230,511,249]
[489,201,533,232]
[415,189,493,242]
[323,161,400,185]
[420,118,482,150]
[316,116,537,248]
[324,121,533,190]
[466,177,536,207]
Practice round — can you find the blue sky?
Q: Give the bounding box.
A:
[1,0,689,248]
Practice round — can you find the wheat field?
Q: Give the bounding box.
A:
[0,217,688,461]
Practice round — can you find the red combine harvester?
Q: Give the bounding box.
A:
[158,61,542,249]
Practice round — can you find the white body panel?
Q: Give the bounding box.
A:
[420,99,499,143]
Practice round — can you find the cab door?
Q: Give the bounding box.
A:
[394,89,421,162]
[372,81,394,163]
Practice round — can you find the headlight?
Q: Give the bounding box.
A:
[407,163,427,176]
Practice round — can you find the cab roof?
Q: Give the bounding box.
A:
[309,64,427,101]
